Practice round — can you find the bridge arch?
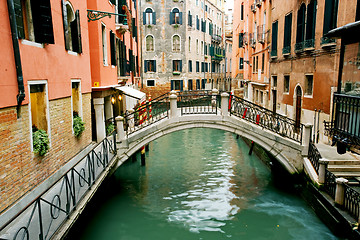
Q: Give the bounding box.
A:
[116,115,303,174]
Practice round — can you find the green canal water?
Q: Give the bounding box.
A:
[67,128,339,240]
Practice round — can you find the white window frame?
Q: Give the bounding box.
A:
[146,79,156,87]
[172,34,181,52]
[71,79,83,134]
[102,23,108,66]
[28,80,51,151]
[304,74,314,98]
[145,34,155,52]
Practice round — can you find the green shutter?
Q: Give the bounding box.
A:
[271,21,278,52]
[13,0,24,39]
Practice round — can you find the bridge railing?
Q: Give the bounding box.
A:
[124,94,170,135]
[308,140,321,174]
[178,90,219,115]
[0,134,117,240]
[230,95,304,143]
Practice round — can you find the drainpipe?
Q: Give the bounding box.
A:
[7,0,25,118]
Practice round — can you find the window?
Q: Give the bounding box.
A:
[172,35,181,52]
[201,41,204,55]
[146,35,154,51]
[239,33,244,48]
[62,1,82,53]
[305,0,317,46]
[15,0,55,44]
[144,8,156,25]
[188,11,193,26]
[144,60,156,72]
[188,79,193,90]
[189,60,192,72]
[261,53,265,72]
[110,31,116,66]
[196,15,200,30]
[323,0,339,35]
[72,80,82,122]
[255,56,259,71]
[283,13,292,54]
[305,75,313,96]
[171,80,183,91]
[29,82,50,151]
[201,79,206,89]
[196,39,199,54]
[296,4,306,48]
[196,61,200,72]
[241,4,244,20]
[102,24,108,65]
[189,37,191,52]
[272,76,277,87]
[357,0,360,21]
[196,79,200,90]
[173,60,182,72]
[239,58,244,69]
[201,62,205,72]
[284,75,290,93]
[271,21,278,57]
[147,80,155,86]
[170,8,182,25]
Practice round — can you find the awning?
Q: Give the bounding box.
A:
[116,86,146,100]
[250,82,267,87]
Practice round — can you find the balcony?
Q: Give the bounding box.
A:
[321,36,336,47]
[255,0,262,7]
[249,33,256,48]
[294,42,304,53]
[251,4,256,12]
[257,25,265,44]
[212,34,222,44]
[282,46,291,55]
[212,54,224,62]
[270,49,277,58]
[304,39,315,50]
[243,33,248,45]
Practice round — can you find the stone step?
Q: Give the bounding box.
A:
[328,165,360,172]
[332,172,360,178]
[327,160,360,165]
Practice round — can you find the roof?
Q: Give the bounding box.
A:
[326,21,360,40]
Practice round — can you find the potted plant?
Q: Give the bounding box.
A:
[33,126,49,156]
[73,112,85,137]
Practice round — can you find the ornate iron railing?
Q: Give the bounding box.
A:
[321,36,336,46]
[124,94,170,135]
[295,42,304,53]
[0,135,117,240]
[178,91,219,115]
[308,140,321,173]
[282,46,291,55]
[323,169,337,198]
[344,183,360,220]
[230,96,304,143]
[304,39,315,49]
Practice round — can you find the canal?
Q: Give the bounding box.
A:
[67,128,339,240]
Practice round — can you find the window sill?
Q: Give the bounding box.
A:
[67,50,78,56]
[283,92,289,95]
[304,94,313,98]
[173,72,181,75]
[21,39,44,48]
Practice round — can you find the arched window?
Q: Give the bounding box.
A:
[62,1,82,53]
[146,35,154,52]
[173,35,180,52]
[144,8,156,25]
[170,8,182,25]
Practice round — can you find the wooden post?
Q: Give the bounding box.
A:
[145,144,149,152]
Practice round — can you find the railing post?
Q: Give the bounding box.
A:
[318,158,329,184]
[128,109,135,129]
[115,116,126,142]
[170,94,178,118]
[211,88,219,107]
[221,92,229,116]
[302,123,313,156]
[335,177,348,207]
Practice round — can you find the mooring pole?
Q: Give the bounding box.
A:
[145,144,149,152]
[236,135,240,139]
[141,146,146,166]
[249,141,255,155]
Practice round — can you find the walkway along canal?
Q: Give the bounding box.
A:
[66,128,338,240]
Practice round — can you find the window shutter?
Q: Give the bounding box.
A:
[173,60,175,72]
[180,80,183,91]
[31,0,55,44]
[180,60,182,72]
[110,0,116,4]
[13,0,24,39]
[71,10,82,53]
[323,0,334,34]
[153,60,156,72]
[179,12,183,25]
[110,32,116,65]
[144,60,148,72]
[271,21,278,52]
[170,12,174,24]
[153,12,156,25]
[171,80,175,90]
[143,12,146,25]
[61,0,70,50]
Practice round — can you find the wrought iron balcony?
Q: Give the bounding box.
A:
[321,36,336,46]
[270,49,277,58]
[255,0,262,7]
[294,42,304,53]
[304,39,315,50]
[282,46,291,55]
[257,25,265,43]
[212,34,222,44]
[251,4,256,12]
[249,33,256,48]
[243,33,248,45]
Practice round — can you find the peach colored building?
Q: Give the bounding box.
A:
[0,0,92,213]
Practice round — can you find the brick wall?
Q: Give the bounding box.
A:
[0,93,92,213]
[141,82,171,99]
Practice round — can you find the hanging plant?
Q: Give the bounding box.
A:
[33,129,49,156]
[173,24,179,29]
[106,123,115,136]
[73,116,85,137]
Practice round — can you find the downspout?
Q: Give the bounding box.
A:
[7,0,25,118]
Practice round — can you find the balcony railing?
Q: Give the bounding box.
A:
[257,25,265,43]
[255,0,262,7]
[294,42,304,53]
[321,36,336,46]
[249,33,256,48]
[243,32,248,45]
[282,46,291,55]
[251,4,256,12]
[270,49,277,58]
[212,34,222,44]
[304,39,315,50]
